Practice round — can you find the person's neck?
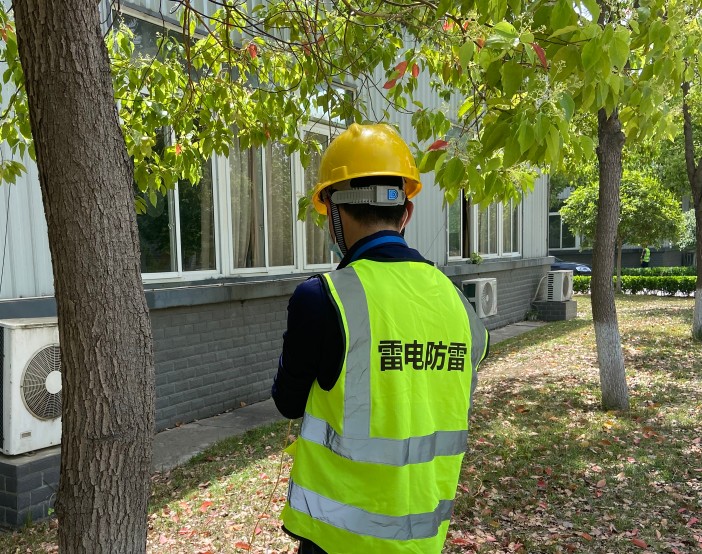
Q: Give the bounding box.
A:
[344,224,401,252]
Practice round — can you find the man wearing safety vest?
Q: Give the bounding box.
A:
[272,123,489,554]
[640,245,651,267]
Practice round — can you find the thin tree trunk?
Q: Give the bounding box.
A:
[681,82,702,341]
[13,1,155,552]
[616,236,623,293]
[592,108,629,411]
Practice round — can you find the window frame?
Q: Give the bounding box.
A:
[471,198,522,260]
[123,8,356,281]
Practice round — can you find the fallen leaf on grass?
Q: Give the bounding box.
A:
[200,500,213,512]
[631,538,647,548]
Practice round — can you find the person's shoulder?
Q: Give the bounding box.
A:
[292,274,326,299]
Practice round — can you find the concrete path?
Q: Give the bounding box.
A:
[151,320,546,472]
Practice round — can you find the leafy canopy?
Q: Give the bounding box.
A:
[560,169,685,247]
[0,1,693,218]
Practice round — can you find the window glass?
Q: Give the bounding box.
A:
[549,214,562,249]
[305,132,330,265]
[549,212,577,249]
[229,139,294,269]
[266,142,294,266]
[561,221,576,248]
[502,202,513,253]
[512,202,519,253]
[448,196,462,258]
[230,143,265,268]
[137,189,177,273]
[501,200,520,254]
[180,161,216,271]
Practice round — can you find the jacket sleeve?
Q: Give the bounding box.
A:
[271,276,344,419]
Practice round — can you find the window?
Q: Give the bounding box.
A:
[228,139,295,270]
[448,193,470,259]
[549,212,578,249]
[304,132,332,267]
[137,160,217,275]
[476,199,520,257]
[124,9,349,281]
[448,194,521,260]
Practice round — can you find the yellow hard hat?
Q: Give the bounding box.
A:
[312,123,422,215]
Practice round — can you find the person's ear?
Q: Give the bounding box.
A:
[401,201,414,232]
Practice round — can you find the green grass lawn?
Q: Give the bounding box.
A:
[2,295,700,553]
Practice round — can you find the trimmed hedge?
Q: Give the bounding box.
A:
[619,266,695,276]
[573,275,697,296]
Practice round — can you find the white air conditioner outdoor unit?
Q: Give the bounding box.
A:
[462,278,498,318]
[547,270,574,302]
[0,318,62,455]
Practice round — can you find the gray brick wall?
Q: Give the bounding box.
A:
[151,295,289,431]
[532,299,577,321]
[0,447,59,527]
[442,260,550,330]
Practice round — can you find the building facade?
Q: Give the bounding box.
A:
[0,1,556,525]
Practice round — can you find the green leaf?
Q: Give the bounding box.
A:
[481,121,509,154]
[517,120,535,153]
[467,164,484,189]
[558,93,575,121]
[458,41,474,71]
[549,25,579,39]
[551,0,574,30]
[581,38,601,71]
[493,21,519,40]
[457,96,475,119]
[502,136,521,166]
[443,157,465,189]
[609,28,630,69]
[500,61,523,98]
[546,126,560,163]
[581,0,600,22]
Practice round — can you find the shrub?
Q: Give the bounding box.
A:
[619,266,695,277]
[571,275,696,296]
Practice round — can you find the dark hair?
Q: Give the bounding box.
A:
[336,175,407,226]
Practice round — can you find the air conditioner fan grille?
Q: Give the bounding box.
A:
[21,345,62,420]
[482,283,495,315]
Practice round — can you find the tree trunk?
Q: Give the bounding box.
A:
[681,82,702,341]
[616,236,623,293]
[592,108,629,411]
[693,189,702,340]
[13,2,155,552]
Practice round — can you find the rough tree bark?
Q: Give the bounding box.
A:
[681,81,702,341]
[13,1,155,552]
[592,108,629,411]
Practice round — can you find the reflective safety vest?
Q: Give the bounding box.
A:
[282,259,489,554]
[642,248,651,262]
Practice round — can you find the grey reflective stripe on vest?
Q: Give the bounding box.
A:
[287,478,454,540]
[300,413,468,465]
[326,267,372,437]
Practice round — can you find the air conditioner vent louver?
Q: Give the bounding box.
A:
[22,345,62,420]
[461,278,498,318]
[547,270,574,301]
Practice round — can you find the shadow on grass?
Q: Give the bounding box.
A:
[456,373,700,552]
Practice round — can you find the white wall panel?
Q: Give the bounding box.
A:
[522,171,549,258]
[0,156,54,300]
[361,66,449,265]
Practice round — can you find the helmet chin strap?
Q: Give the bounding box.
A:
[329,201,347,256]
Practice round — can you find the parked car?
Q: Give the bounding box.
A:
[550,258,592,275]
